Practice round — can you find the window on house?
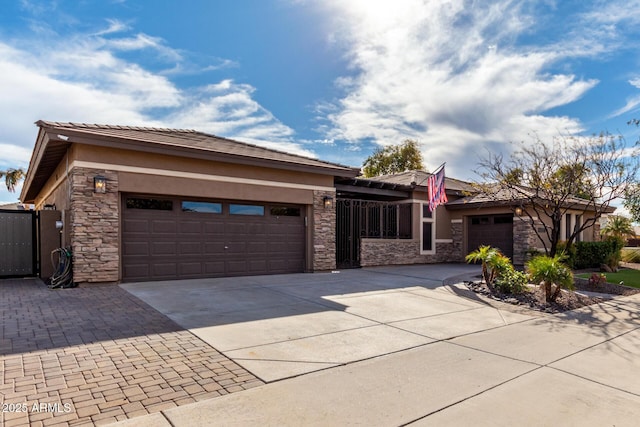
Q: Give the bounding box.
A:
[270,206,301,216]
[494,216,513,224]
[575,214,583,242]
[565,214,572,240]
[471,217,490,225]
[126,198,173,210]
[421,203,436,254]
[229,204,265,216]
[338,200,411,239]
[359,202,411,239]
[181,201,222,213]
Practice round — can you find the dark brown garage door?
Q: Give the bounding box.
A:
[122,196,305,282]
[467,214,514,259]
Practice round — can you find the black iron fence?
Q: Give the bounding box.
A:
[336,199,412,268]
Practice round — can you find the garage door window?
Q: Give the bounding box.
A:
[126,198,173,210]
[229,204,265,216]
[270,206,301,216]
[182,201,222,213]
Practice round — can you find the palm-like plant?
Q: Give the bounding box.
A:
[526,254,574,303]
[465,245,510,290]
[601,215,635,241]
[0,168,25,192]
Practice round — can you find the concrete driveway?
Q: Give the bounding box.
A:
[121,264,532,382]
[117,264,640,426]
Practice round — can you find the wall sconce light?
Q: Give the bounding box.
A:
[323,195,334,209]
[94,175,107,193]
[514,206,523,216]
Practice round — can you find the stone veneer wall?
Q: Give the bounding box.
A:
[359,239,460,267]
[512,216,541,265]
[591,221,602,242]
[312,190,336,271]
[451,221,464,262]
[69,168,120,284]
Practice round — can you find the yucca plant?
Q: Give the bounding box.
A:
[526,254,574,302]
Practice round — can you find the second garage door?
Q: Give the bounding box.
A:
[122,195,305,282]
[467,214,514,259]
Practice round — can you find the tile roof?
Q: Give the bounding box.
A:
[372,170,476,193]
[36,121,358,173]
[21,121,360,203]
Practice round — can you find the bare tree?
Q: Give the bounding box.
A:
[475,132,639,256]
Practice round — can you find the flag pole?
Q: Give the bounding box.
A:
[430,162,446,175]
[414,162,446,187]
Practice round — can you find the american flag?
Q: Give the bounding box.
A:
[427,165,448,212]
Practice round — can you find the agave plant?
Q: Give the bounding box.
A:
[526,254,574,302]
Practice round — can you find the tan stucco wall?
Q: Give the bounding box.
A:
[74,145,334,188]
[118,172,313,205]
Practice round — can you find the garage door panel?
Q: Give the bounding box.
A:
[123,241,149,256]
[226,243,246,254]
[151,242,177,255]
[204,242,225,255]
[178,242,201,255]
[123,264,149,280]
[248,259,268,272]
[205,261,225,274]
[123,219,149,233]
[122,195,305,281]
[225,223,247,234]
[179,262,202,276]
[203,221,225,234]
[152,262,177,277]
[179,221,202,234]
[152,220,177,233]
[248,242,268,253]
[227,260,248,273]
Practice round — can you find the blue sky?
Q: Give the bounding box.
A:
[2,0,640,204]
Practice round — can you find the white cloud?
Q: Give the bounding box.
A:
[313,0,609,179]
[0,19,312,187]
[608,78,640,119]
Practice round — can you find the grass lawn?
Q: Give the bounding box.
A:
[576,269,640,289]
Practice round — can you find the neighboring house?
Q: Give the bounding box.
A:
[19,121,610,285]
[0,202,26,210]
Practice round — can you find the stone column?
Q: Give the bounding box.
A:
[312,190,336,271]
[69,168,120,284]
[513,216,539,265]
[451,219,464,262]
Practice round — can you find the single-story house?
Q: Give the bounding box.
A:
[19,121,609,285]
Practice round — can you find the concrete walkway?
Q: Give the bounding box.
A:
[116,266,640,426]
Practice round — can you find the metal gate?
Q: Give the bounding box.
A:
[0,209,37,277]
[336,199,412,269]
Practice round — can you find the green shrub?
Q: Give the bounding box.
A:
[556,242,577,269]
[495,268,529,294]
[573,239,624,269]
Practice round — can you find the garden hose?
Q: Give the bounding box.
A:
[49,247,76,289]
